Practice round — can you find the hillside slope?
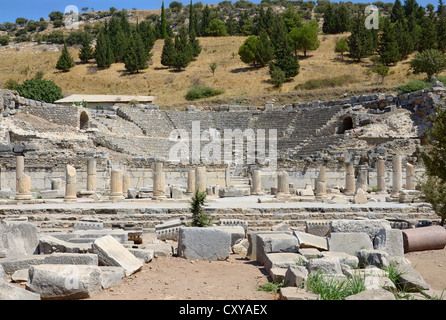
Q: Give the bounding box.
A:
[0,34,439,108]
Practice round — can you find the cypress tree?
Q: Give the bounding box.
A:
[390,0,406,23]
[172,26,193,70]
[56,43,75,72]
[347,13,374,62]
[322,4,337,34]
[418,15,437,52]
[377,17,401,65]
[256,29,274,67]
[95,29,114,69]
[437,0,446,53]
[79,32,93,63]
[160,2,167,39]
[161,36,175,68]
[124,31,150,73]
[201,5,211,36]
[188,0,201,58]
[394,20,414,59]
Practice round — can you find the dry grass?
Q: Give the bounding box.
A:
[0,33,443,108]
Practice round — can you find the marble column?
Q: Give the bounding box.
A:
[277,171,290,196]
[344,162,356,196]
[391,155,402,198]
[15,156,32,200]
[195,166,207,193]
[110,169,125,201]
[356,165,369,192]
[186,168,196,195]
[64,165,77,202]
[152,163,166,200]
[376,158,387,194]
[251,170,263,195]
[86,158,96,192]
[122,173,130,198]
[406,163,416,190]
[315,165,327,198]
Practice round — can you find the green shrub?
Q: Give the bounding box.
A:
[306,272,366,300]
[397,79,432,93]
[295,75,355,90]
[189,190,212,227]
[185,86,224,101]
[15,78,63,103]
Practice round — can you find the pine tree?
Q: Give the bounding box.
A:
[335,38,350,61]
[124,31,151,73]
[172,26,193,70]
[188,0,201,58]
[394,20,414,59]
[78,32,93,63]
[347,13,374,62]
[161,36,175,68]
[201,5,211,36]
[322,4,337,34]
[95,29,114,69]
[377,17,401,65]
[390,0,406,23]
[56,43,75,72]
[437,0,446,53]
[334,4,351,33]
[418,15,437,52]
[256,29,274,67]
[288,21,320,57]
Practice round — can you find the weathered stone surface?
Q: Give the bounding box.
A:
[294,231,328,251]
[279,287,319,300]
[11,269,29,283]
[284,266,308,287]
[373,228,404,257]
[329,195,349,204]
[232,238,249,255]
[128,248,154,263]
[214,226,245,247]
[263,252,307,273]
[353,188,368,204]
[99,266,125,289]
[330,219,392,241]
[0,264,7,282]
[328,232,373,256]
[26,264,102,300]
[0,222,39,258]
[72,218,104,232]
[38,234,91,254]
[345,289,396,300]
[177,227,231,261]
[395,263,430,292]
[269,267,287,283]
[0,253,98,275]
[218,188,245,198]
[92,235,143,277]
[321,251,359,268]
[364,276,396,291]
[298,248,323,259]
[256,233,299,265]
[0,282,40,300]
[357,249,390,268]
[306,257,343,275]
[141,242,174,257]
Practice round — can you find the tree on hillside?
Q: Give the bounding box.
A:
[394,20,414,60]
[410,49,446,80]
[437,0,446,53]
[161,36,175,68]
[95,29,114,69]
[238,30,274,68]
[79,32,94,63]
[172,26,193,71]
[347,13,374,62]
[418,15,437,52]
[335,38,350,61]
[56,43,75,72]
[390,0,406,23]
[160,2,167,39]
[377,17,401,65]
[288,21,320,57]
[15,78,63,104]
[124,31,151,73]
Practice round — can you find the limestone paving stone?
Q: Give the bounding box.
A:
[256,233,299,265]
[293,231,328,251]
[263,252,307,273]
[327,232,373,256]
[0,282,41,300]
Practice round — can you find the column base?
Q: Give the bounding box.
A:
[15,193,33,201]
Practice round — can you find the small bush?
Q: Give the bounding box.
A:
[189,190,212,228]
[295,75,355,90]
[185,86,224,101]
[306,272,365,300]
[397,79,431,93]
[15,78,63,103]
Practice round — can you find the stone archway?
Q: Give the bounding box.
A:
[80,111,89,130]
[339,116,353,134]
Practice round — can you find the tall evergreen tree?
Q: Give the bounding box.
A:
[437,0,446,53]
[172,26,193,70]
[394,20,414,59]
[269,16,299,79]
[418,15,437,52]
[377,17,401,65]
[188,0,201,58]
[390,0,406,23]
[78,32,93,63]
[347,13,374,62]
[124,30,151,73]
[160,2,167,39]
[161,36,175,68]
[95,28,114,69]
[201,5,211,36]
[56,43,75,72]
[322,4,337,34]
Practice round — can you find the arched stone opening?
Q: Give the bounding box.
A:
[339,116,353,134]
[80,111,89,130]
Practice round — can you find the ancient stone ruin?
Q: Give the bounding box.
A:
[0,83,446,300]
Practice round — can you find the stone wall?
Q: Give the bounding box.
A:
[0,89,82,127]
